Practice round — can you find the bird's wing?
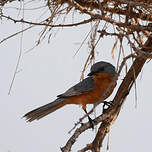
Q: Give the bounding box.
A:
[57,77,94,97]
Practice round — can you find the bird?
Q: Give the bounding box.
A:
[23,61,117,127]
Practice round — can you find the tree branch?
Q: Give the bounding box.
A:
[61,35,152,152]
[2,15,94,27]
[89,34,152,152]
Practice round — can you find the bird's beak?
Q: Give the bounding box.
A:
[87,71,97,76]
[87,72,92,76]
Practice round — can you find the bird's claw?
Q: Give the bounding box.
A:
[103,101,114,110]
[88,116,94,130]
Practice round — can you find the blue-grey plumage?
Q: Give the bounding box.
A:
[88,61,116,76]
[57,77,94,97]
[24,77,95,122]
[24,98,66,122]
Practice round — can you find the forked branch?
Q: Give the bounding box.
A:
[61,35,152,152]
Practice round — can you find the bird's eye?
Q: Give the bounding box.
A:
[100,67,104,71]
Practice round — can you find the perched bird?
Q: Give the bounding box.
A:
[24,61,117,127]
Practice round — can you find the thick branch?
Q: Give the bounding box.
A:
[61,35,152,152]
[91,35,152,151]
[74,0,152,21]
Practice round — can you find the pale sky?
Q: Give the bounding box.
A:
[0,1,152,152]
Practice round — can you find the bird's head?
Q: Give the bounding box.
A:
[87,61,117,76]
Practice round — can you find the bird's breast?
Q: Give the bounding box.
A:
[93,73,116,100]
[65,73,117,107]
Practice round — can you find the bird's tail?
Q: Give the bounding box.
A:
[23,98,67,122]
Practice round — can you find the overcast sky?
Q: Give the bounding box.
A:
[1,1,152,152]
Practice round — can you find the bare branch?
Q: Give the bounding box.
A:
[61,35,152,152]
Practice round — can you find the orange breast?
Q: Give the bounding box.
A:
[65,73,117,109]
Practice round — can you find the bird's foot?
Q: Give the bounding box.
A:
[88,116,94,130]
[83,109,94,129]
[103,101,114,110]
